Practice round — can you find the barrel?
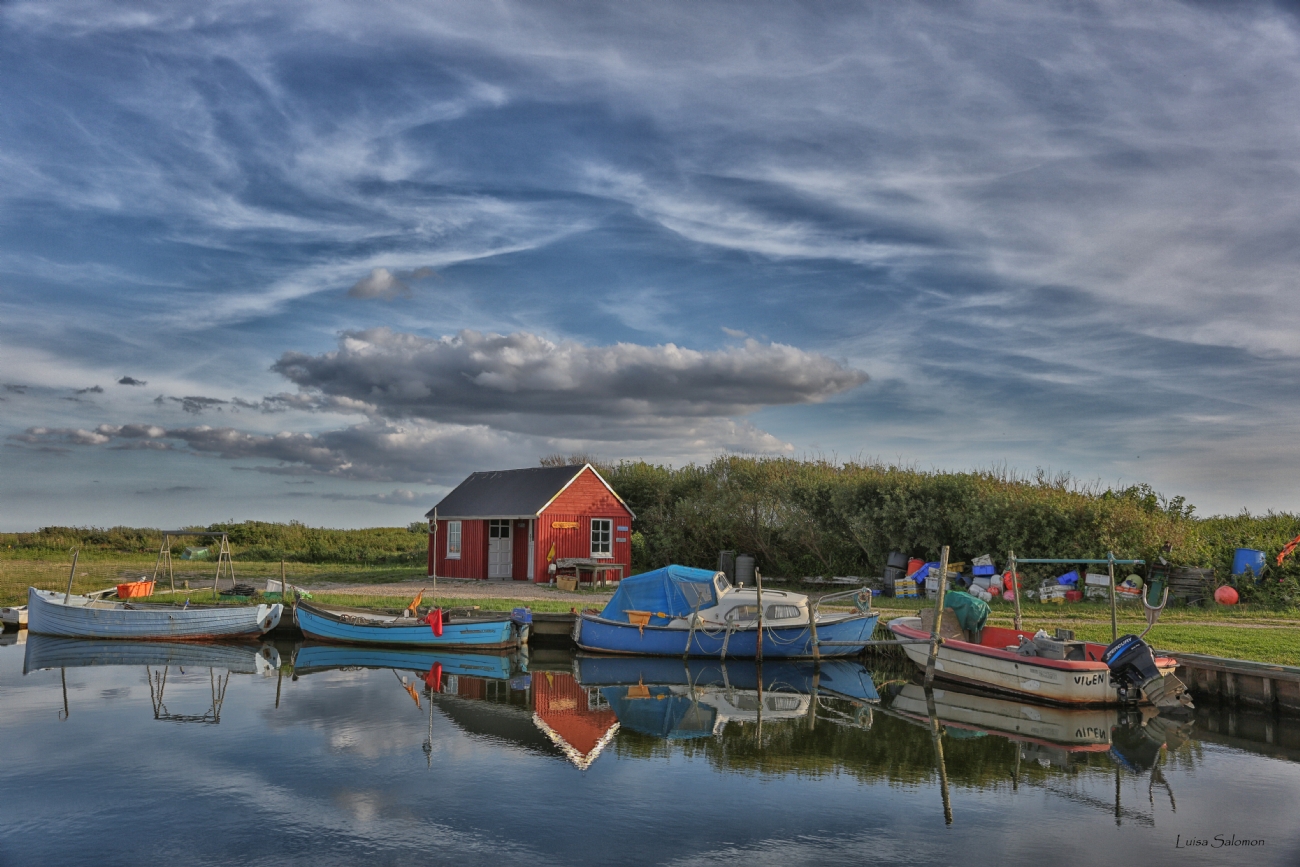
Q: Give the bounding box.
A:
[1232,548,1266,579]
[887,551,909,569]
[735,554,756,587]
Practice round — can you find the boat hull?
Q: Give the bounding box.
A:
[27,588,281,640]
[888,616,1177,706]
[574,611,878,658]
[295,602,520,649]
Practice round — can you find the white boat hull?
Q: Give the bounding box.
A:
[889,616,1177,706]
[27,587,282,640]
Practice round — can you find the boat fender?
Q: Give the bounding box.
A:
[426,608,444,637]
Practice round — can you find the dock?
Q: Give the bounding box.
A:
[1167,651,1300,714]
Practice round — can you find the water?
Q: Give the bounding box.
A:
[1,633,1298,866]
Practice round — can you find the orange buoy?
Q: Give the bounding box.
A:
[1214,585,1239,605]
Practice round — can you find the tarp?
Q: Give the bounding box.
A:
[599,565,719,624]
[943,590,990,635]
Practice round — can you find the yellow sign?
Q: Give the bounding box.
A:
[551,521,580,529]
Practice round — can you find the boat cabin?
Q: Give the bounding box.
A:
[426,464,635,583]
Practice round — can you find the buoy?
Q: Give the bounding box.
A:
[989,585,1001,597]
[1214,585,1239,605]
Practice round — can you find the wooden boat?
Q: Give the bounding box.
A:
[888,616,1189,708]
[1,605,26,629]
[572,564,878,658]
[23,634,279,675]
[294,600,528,650]
[26,587,282,640]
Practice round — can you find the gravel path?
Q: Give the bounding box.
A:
[314,578,615,604]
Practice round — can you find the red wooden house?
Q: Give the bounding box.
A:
[426,464,634,583]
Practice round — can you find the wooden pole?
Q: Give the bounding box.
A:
[1108,551,1118,643]
[923,545,950,688]
[1009,549,1022,632]
[755,567,764,665]
[808,596,821,663]
[63,548,80,604]
[926,688,953,825]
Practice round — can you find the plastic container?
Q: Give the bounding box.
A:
[1084,572,1111,587]
[907,558,925,578]
[887,551,909,569]
[1056,570,1080,585]
[116,580,155,599]
[972,564,996,577]
[735,554,756,586]
[1232,548,1266,579]
[1064,589,1083,603]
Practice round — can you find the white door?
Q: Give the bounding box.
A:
[488,519,512,578]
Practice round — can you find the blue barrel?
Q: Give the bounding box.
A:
[1232,548,1266,578]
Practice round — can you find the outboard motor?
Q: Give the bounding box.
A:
[1103,634,1192,711]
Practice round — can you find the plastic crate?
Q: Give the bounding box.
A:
[117,580,155,599]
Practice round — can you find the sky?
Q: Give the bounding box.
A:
[2,0,1300,530]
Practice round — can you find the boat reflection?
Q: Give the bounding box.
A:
[574,656,880,740]
[22,634,280,723]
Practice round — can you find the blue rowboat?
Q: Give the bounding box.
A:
[27,587,282,640]
[294,601,525,650]
[292,642,518,680]
[571,565,878,658]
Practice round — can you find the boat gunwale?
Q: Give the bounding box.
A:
[296,600,515,629]
[887,616,1179,672]
[578,609,875,632]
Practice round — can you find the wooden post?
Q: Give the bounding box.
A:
[926,688,953,825]
[755,567,764,665]
[1009,549,1022,632]
[63,548,80,604]
[808,597,821,663]
[1108,551,1118,643]
[923,546,950,688]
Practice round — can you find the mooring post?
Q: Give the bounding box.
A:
[808,595,821,664]
[923,545,950,688]
[1009,549,1021,632]
[63,548,80,604]
[1108,551,1118,643]
[926,688,953,825]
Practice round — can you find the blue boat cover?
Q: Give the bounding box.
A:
[599,565,719,624]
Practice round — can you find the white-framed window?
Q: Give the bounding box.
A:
[590,518,612,558]
[446,521,462,559]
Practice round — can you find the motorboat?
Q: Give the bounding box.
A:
[572,565,877,658]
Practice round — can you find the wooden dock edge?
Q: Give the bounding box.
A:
[1164,650,1300,715]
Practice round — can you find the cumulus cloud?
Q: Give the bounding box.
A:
[346,267,435,300]
[271,328,866,437]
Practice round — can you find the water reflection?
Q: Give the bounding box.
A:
[3,639,1299,865]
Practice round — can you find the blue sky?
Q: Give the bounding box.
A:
[3,1,1300,529]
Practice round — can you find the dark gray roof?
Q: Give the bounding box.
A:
[426,465,600,519]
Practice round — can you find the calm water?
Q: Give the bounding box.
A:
[1,633,1298,866]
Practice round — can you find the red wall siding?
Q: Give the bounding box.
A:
[534,468,633,582]
[433,518,487,579]
[511,519,531,580]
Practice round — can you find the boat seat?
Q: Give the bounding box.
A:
[919,608,971,642]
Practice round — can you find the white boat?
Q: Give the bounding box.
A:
[1,605,27,628]
[26,587,282,640]
[888,616,1189,709]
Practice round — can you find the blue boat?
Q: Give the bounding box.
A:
[294,601,528,650]
[292,643,519,680]
[572,565,878,659]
